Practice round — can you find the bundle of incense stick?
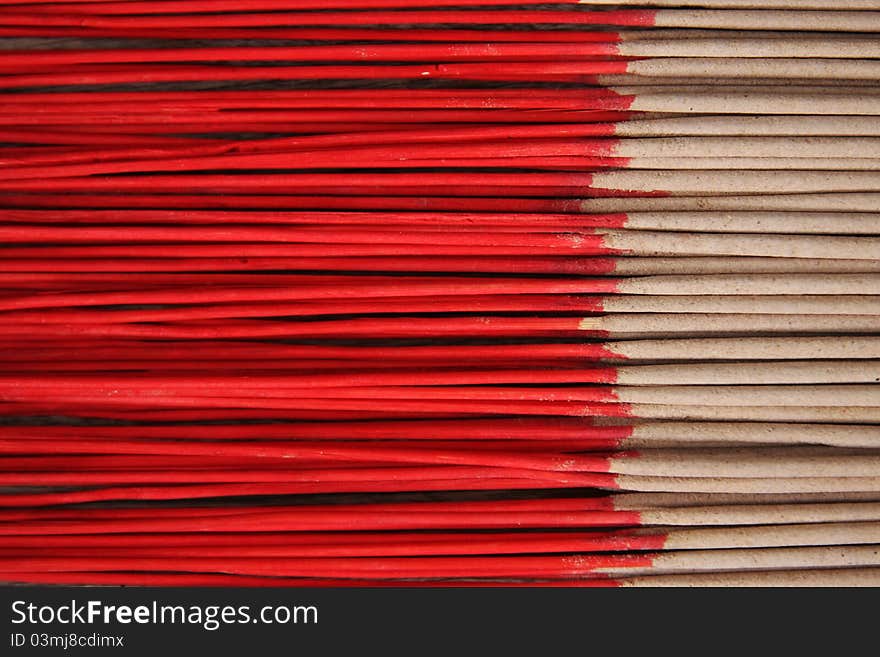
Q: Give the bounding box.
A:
[0,2,879,588]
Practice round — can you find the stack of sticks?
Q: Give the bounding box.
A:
[0,0,878,587]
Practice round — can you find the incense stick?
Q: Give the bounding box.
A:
[2,3,879,587]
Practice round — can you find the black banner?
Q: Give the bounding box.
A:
[0,586,869,656]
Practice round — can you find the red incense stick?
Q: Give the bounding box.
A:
[2,4,878,587]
